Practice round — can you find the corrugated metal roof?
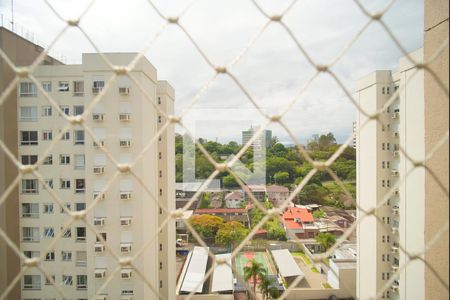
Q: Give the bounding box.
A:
[211,253,233,293]
[271,249,304,278]
[180,247,209,293]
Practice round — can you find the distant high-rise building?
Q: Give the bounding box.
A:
[352,121,357,149]
[242,125,272,148]
[356,48,425,300]
[0,26,63,300]
[15,53,175,299]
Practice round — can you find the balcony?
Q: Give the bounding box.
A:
[120,217,132,226]
[392,243,399,253]
[93,192,105,201]
[393,150,400,157]
[391,169,399,177]
[94,243,105,253]
[119,87,130,95]
[93,140,105,148]
[392,263,399,272]
[120,192,132,200]
[119,140,131,148]
[95,269,106,279]
[392,112,399,119]
[391,280,400,292]
[120,243,132,253]
[93,166,105,174]
[92,87,103,94]
[119,113,131,122]
[392,226,399,235]
[93,217,106,227]
[22,212,39,218]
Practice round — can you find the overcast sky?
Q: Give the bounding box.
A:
[0,0,423,144]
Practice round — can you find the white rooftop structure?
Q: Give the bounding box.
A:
[180,247,209,293]
[271,249,304,279]
[211,253,233,293]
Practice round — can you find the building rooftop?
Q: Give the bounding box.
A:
[194,208,248,214]
[225,191,244,201]
[210,253,233,293]
[283,207,314,223]
[271,249,304,279]
[266,185,289,193]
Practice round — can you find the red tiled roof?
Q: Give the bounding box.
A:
[283,207,314,223]
[194,208,248,214]
[225,191,244,201]
[255,229,268,234]
[284,220,303,230]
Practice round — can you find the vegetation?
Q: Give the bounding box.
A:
[215,221,249,248]
[249,201,286,240]
[313,209,327,219]
[259,275,280,299]
[175,132,356,208]
[189,215,224,240]
[322,282,332,289]
[244,259,267,299]
[291,252,312,265]
[315,233,337,251]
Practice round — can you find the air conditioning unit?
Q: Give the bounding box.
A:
[119,87,130,95]
[93,192,105,200]
[93,218,105,226]
[120,192,132,200]
[94,243,105,253]
[120,243,132,253]
[93,113,104,121]
[94,269,106,279]
[120,217,132,226]
[121,269,132,279]
[120,140,131,148]
[94,140,105,147]
[93,166,105,174]
[119,113,131,121]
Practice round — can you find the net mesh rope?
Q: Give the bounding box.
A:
[0,0,448,299]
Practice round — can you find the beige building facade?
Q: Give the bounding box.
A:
[16,53,175,299]
[356,49,425,300]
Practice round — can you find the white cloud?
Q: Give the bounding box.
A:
[1,0,423,143]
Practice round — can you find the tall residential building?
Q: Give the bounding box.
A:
[242,125,272,148]
[356,49,425,300]
[0,26,63,300]
[352,121,357,149]
[16,53,175,299]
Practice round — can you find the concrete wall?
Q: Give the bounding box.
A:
[423,0,449,299]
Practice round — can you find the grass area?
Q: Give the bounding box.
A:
[322,282,332,289]
[311,266,319,273]
[291,252,312,265]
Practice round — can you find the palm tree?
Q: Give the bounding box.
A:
[244,259,267,299]
[259,275,278,299]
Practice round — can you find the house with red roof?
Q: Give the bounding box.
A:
[282,207,319,239]
[266,185,290,207]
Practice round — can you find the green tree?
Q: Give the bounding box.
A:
[215,221,249,248]
[199,193,211,208]
[259,275,279,299]
[315,233,336,251]
[244,259,267,298]
[298,183,329,204]
[273,171,290,185]
[189,214,224,240]
[223,174,239,188]
[266,220,286,240]
[313,209,326,219]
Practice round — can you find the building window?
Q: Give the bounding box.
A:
[42,130,53,141]
[158,116,162,123]
[61,131,70,140]
[22,203,39,218]
[160,280,163,288]
[23,275,41,290]
[160,262,163,270]
[75,203,86,211]
[75,179,85,194]
[382,273,385,280]
[387,217,390,224]
[74,105,84,116]
[160,244,162,251]
[42,81,52,92]
[62,275,73,286]
[58,81,69,92]
[60,106,70,116]
[159,189,162,196]
[42,106,52,116]
[21,179,38,194]
[22,227,39,242]
[74,130,85,145]
[382,254,385,261]
[43,178,53,189]
[61,251,72,261]
[19,82,37,97]
[76,275,87,290]
[382,161,385,169]
[43,227,54,238]
[387,254,390,262]
[61,203,71,213]
[158,97,161,104]
[60,179,71,189]
[96,232,107,242]
[75,251,87,267]
[382,180,385,188]
[159,170,162,178]
[382,87,385,94]
[45,274,55,285]
[159,152,162,159]
[43,155,53,165]
[73,81,84,96]
[20,106,38,122]
[387,143,391,150]
[62,228,72,238]
[74,155,85,170]
[43,203,54,214]
[387,162,391,169]
[387,236,390,243]
[92,80,105,93]
[382,143,385,150]
[60,154,70,165]
[387,180,391,187]
[76,227,86,242]
[21,155,38,165]
[20,131,38,145]
[387,87,390,94]
[24,250,40,259]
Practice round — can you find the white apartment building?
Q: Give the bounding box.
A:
[356,49,425,300]
[17,53,175,300]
